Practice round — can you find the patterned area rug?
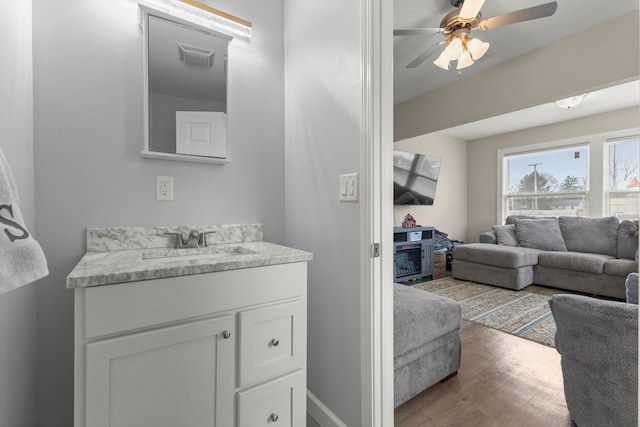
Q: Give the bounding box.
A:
[416,277,557,347]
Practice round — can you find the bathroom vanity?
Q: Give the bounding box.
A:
[67,224,311,427]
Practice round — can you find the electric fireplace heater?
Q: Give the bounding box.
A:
[393,226,434,283]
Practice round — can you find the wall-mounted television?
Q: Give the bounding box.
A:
[393,150,442,205]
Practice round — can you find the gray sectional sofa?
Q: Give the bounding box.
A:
[452,216,638,299]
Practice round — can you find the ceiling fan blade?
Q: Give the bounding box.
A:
[394,28,442,36]
[459,0,486,20]
[406,41,445,69]
[478,1,558,30]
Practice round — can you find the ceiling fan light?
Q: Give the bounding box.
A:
[434,51,450,70]
[444,37,464,61]
[467,37,490,60]
[456,50,474,69]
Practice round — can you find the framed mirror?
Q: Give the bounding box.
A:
[140,4,233,164]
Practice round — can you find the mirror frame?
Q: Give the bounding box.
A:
[139,3,233,164]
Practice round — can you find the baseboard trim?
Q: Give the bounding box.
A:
[307,390,348,427]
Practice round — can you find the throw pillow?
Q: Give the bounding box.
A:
[617,220,639,259]
[492,224,519,246]
[514,218,567,251]
[559,216,619,257]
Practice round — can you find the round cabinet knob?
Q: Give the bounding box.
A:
[270,413,279,422]
[271,338,279,347]
[222,330,231,339]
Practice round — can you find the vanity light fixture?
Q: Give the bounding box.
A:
[554,93,588,109]
[139,0,252,38]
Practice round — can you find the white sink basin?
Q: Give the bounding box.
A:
[141,246,257,261]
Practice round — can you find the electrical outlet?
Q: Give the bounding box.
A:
[156,176,174,201]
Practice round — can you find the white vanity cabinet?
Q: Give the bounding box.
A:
[73,262,307,427]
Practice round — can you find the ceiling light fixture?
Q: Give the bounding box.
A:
[433,29,489,71]
[554,94,588,109]
[139,0,252,38]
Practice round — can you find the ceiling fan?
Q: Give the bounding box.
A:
[395,0,558,70]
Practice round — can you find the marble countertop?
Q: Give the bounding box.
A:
[66,224,312,288]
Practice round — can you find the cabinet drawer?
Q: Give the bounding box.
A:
[80,263,307,339]
[238,300,305,387]
[237,370,305,427]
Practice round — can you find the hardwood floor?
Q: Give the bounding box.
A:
[394,321,572,427]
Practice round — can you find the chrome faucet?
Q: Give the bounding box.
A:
[184,230,201,248]
[164,230,217,249]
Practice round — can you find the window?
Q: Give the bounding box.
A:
[607,137,639,220]
[502,145,589,219]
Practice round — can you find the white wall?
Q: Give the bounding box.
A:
[394,134,467,241]
[284,0,363,425]
[32,0,285,424]
[0,0,38,426]
[466,107,639,242]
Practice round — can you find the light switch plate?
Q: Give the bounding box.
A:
[339,173,358,202]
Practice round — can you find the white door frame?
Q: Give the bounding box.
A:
[360,0,394,425]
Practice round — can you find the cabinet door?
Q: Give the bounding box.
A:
[237,370,305,427]
[422,240,434,278]
[85,315,234,427]
[238,300,305,387]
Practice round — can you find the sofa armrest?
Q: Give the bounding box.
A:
[479,232,496,244]
[549,294,638,427]
[626,272,638,304]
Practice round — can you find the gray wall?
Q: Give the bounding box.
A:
[0,1,38,426]
[32,0,285,425]
[284,0,363,425]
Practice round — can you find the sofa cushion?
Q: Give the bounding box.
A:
[479,232,497,244]
[493,224,518,246]
[394,284,461,362]
[618,220,639,259]
[453,243,541,268]
[627,273,639,304]
[514,218,567,251]
[538,251,612,274]
[453,260,534,290]
[604,258,639,278]
[558,216,619,257]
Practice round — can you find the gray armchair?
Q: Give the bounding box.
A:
[549,273,638,427]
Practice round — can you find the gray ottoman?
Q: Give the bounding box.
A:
[394,283,462,407]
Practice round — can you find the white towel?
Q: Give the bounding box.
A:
[0,148,48,294]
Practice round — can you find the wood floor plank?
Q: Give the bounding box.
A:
[395,321,572,426]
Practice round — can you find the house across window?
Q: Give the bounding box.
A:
[607,138,639,221]
[503,145,588,219]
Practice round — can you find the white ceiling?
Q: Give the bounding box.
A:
[394,0,640,140]
[439,80,640,140]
